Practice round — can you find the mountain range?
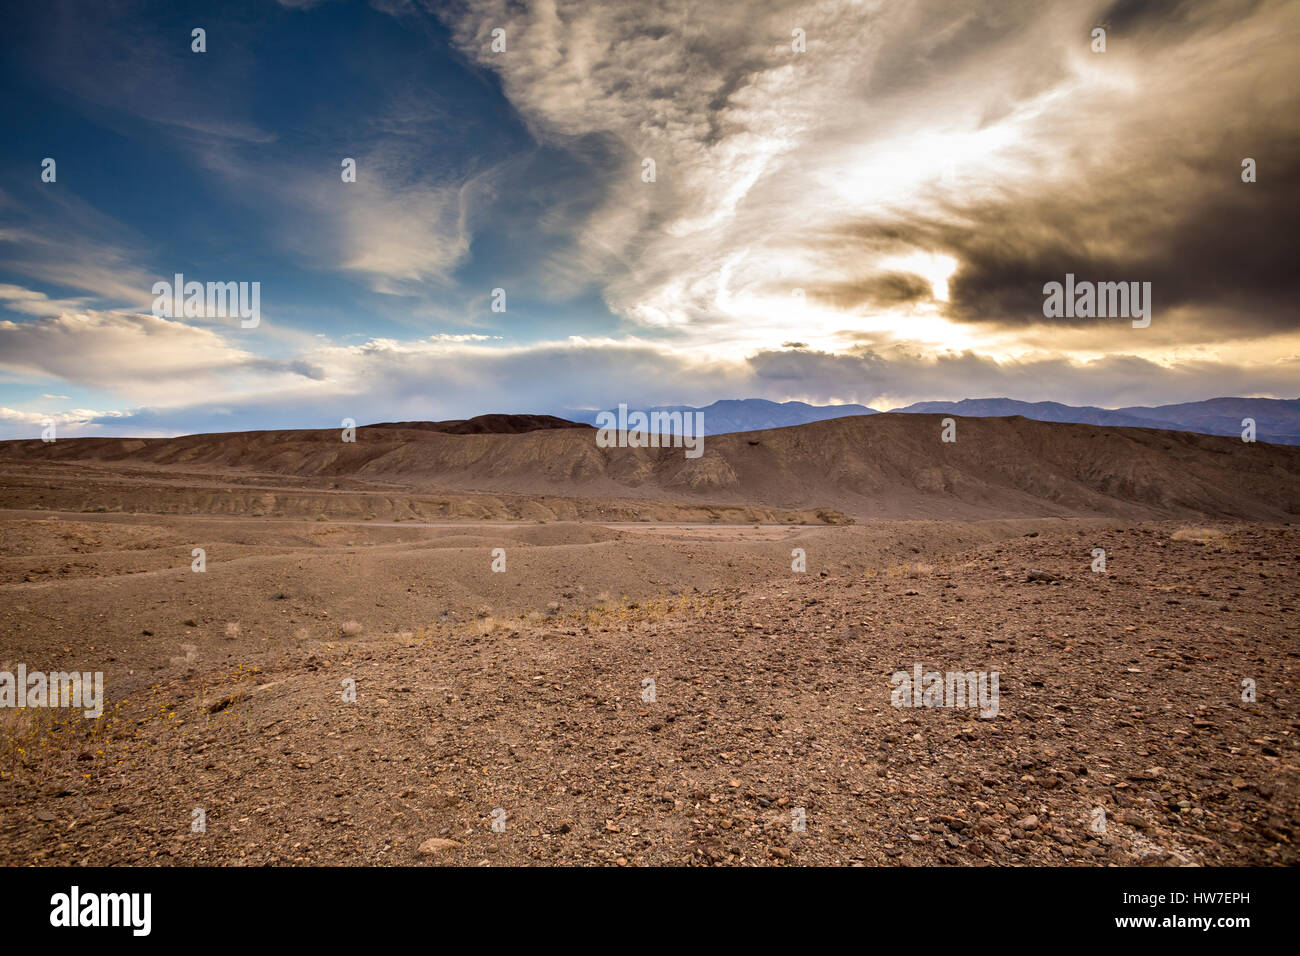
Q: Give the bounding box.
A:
[562,399,874,435]
[569,397,1300,444]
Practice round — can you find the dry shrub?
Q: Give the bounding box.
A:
[0,706,59,768]
[0,705,116,777]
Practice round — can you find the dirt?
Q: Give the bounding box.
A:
[0,512,1295,866]
[0,416,1296,866]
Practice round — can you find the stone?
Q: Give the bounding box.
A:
[418,837,460,855]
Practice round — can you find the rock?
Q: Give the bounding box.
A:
[417,838,460,855]
[1016,815,1040,830]
[1026,570,1055,583]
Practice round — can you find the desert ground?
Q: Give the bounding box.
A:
[0,415,1296,865]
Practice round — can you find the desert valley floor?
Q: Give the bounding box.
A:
[0,416,1297,865]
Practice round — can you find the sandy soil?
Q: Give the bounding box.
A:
[0,508,1295,866]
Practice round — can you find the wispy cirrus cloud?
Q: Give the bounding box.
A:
[436,0,1300,357]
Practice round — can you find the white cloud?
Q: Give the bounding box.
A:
[0,284,95,317]
[0,309,318,404]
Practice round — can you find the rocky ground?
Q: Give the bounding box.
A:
[1,517,1295,866]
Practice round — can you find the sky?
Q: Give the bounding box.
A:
[0,0,1296,438]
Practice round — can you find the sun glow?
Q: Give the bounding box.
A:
[878,252,959,302]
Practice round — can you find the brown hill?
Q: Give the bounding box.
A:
[365,414,591,434]
[3,414,1298,520]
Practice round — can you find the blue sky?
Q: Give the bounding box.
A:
[1,0,1297,437]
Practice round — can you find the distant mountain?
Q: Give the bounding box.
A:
[563,396,1300,444]
[891,397,1300,445]
[1115,397,1300,444]
[567,399,876,435]
[891,399,1180,431]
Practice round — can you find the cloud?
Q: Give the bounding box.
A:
[0,284,95,317]
[0,189,160,309]
[3,2,483,314]
[333,177,472,291]
[433,0,1299,355]
[12,2,274,145]
[4,333,1288,439]
[0,309,320,403]
[0,405,127,440]
[177,92,487,304]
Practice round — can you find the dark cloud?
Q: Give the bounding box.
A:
[809,272,933,310]
[743,345,1300,408]
[1096,0,1259,35]
[943,142,1300,331]
[813,125,1300,335]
